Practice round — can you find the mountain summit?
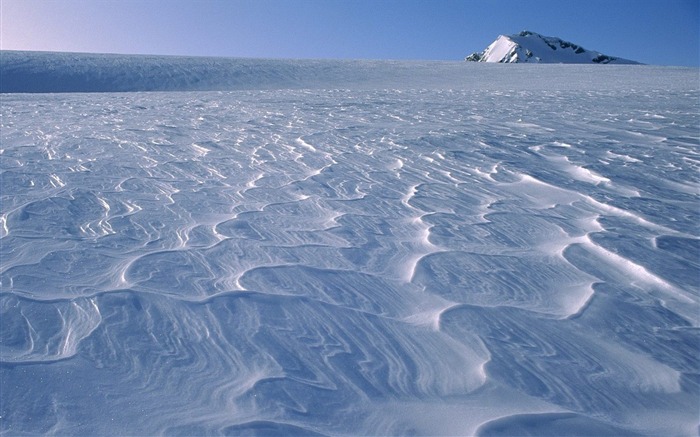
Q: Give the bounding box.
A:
[466,31,641,64]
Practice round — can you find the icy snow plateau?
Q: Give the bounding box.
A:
[0,51,699,436]
[466,31,641,64]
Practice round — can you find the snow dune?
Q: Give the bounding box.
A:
[1,53,699,436]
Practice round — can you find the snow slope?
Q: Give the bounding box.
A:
[1,54,699,436]
[0,49,662,93]
[466,31,641,64]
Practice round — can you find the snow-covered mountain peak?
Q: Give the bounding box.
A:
[466,30,641,64]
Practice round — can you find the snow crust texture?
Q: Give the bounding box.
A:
[1,58,699,436]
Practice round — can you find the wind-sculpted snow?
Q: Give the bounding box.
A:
[1,66,699,436]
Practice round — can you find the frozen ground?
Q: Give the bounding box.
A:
[1,58,699,436]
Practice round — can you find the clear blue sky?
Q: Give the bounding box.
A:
[1,0,698,66]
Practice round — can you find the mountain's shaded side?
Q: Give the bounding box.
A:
[466,31,641,64]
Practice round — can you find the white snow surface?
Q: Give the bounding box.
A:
[468,31,641,64]
[1,52,699,436]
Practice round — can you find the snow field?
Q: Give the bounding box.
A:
[1,71,699,436]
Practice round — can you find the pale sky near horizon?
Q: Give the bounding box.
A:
[1,0,698,66]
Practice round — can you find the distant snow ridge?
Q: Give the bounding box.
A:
[466,30,641,64]
[0,49,657,94]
